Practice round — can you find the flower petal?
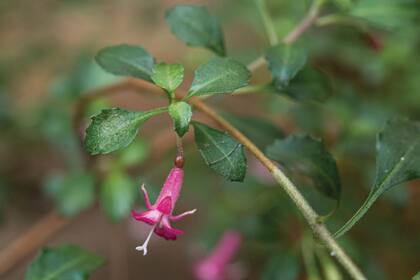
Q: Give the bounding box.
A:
[154,216,184,240]
[131,209,162,225]
[156,196,172,215]
[141,184,153,209]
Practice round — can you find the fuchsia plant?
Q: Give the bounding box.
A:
[131,158,196,255]
[194,230,242,280]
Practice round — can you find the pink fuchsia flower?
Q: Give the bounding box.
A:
[194,230,242,280]
[131,166,196,255]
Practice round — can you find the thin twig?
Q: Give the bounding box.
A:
[255,0,279,45]
[248,0,323,71]
[0,211,69,275]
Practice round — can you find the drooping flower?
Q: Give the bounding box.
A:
[194,230,242,280]
[131,165,196,255]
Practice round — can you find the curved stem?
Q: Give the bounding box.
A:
[255,0,279,46]
[334,191,379,238]
[189,98,366,280]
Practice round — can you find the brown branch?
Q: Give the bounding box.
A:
[0,211,69,275]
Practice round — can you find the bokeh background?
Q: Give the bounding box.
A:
[0,0,419,279]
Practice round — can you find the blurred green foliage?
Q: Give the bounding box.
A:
[1,0,419,279]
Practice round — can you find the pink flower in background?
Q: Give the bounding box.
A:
[194,230,242,280]
[132,166,196,255]
[249,157,275,185]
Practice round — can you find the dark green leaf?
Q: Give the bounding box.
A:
[25,245,104,280]
[267,135,341,201]
[278,66,333,102]
[84,107,166,155]
[261,252,299,280]
[193,122,247,182]
[265,43,307,88]
[335,118,420,237]
[412,272,420,280]
[95,44,155,81]
[187,57,250,98]
[222,114,284,150]
[168,101,192,137]
[165,5,225,56]
[100,170,135,222]
[44,172,95,217]
[151,63,184,93]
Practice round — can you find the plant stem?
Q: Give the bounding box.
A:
[189,97,366,280]
[255,0,279,46]
[0,211,70,275]
[248,0,324,72]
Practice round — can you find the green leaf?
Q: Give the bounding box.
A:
[44,172,95,217]
[278,66,333,102]
[84,107,166,155]
[350,0,417,29]
[267,135,341,202]
[335,118,420,237]
[117,139,149,167]
[25,245,104,280]
[412,272,420,280]
[261,252,300,280]
[151,63,184,94]
[165,5,225,56]
[187,57,250,98]
[265,43,307,88]
[100,170,135,222]
[168,101,192,137]
[95,44,155,81]
[222,113,284,150]
[193,122,247,182]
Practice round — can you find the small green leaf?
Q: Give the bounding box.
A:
[412,272,420,280]
[84,107,166,155]
[165,5,225,56]
[187,57,250,98]
[151,63,184,94]
[335,118,420,237]
[25,245,104,280]
[265,43,307,88]
[278,66,333,102]
[168,101,192,137]
[44,172,95,217]
[261,252,300,280]
[222,113,284,150]
[95,44,155,81]
[101,170,135,222]
[267,135,341,202]
[193,122,247,182]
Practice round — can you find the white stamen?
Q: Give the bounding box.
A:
[135,225,156,256]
